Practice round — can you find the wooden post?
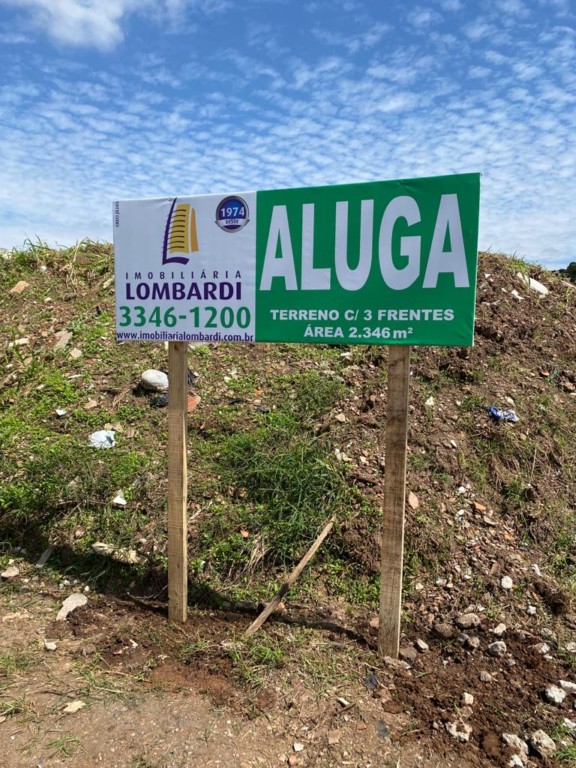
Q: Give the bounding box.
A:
[167,342,188,622]
[378,345,411,657]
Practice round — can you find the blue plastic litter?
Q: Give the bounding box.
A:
[489,407,519,423]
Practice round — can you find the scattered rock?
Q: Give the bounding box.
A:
[334,413,346,423]
[53,330,73,350]
[559,680,576,695]
[327,730,341,745]
[544,685,566,705]
[480,671,494,682]
[564,642,576,654]
[466,636,481,650]
[43,639,57,651]
[56,593,88,621]
[501,576,514,590]
[112,490,127,507]
[408,492,419,510]
[92,542,115,556]
[493,623,507,637]
[456,613,481,630]
[399,646,418,663]
[433,622,455,640]
[533,643,551,655]
[383,656,410,671]
[487,641,507,657]
[9,280,29,294]
[63,700,86,714]
[529,730,556,759]
[416,639,429,653]
[69,347,82,359]
[508,756,524,768]
[369,616,379,629]
[141,369,169,392]
[502,733,529,755]
[1,565,19,580]
[446,721,472,743]
[293,742,305,753]
[187,393,201,412]
[517,272,549,296]
[425,396,435,407]
[562,718,576,737]
[461,692,474,706]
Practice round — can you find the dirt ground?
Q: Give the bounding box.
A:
[0,574,483,768]
[3,560,576,768]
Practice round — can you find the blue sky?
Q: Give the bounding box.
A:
[0,0,574,268]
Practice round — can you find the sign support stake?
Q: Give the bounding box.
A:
[378,345,411,658]
[167,341,188,623]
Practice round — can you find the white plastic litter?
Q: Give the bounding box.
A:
[89,430,115,449]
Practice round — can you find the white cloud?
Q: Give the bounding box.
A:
[0,0,210,48]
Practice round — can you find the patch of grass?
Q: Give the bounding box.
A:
[0,652,34,679]
[47,734,81,759]
[0,696,32,718]
[198,421,366,574]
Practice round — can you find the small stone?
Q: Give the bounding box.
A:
[529,730,556,758]
[562,718,576,736]
[502,734,529,755]
[92,542,115,556]
[527,605,537,615]
[399,646,418,663]
[63,700,86,713]
[559,680,576,695]
[187,394,201,412]
[544,685,566,705]
[425,396,435,407]
[1,565,19,580]
[564,642,576,654]
[461,692,474,706]
[327,730,341,745]
[335,413,346,423]
[533,643,550,655]
[56,593,88,621]
[369,616,379,629]
[293,742,304,753]
[288,757,298,767]
[446,721,472,743]
[112,490,127,507]
[433,622,455,640]
[9,280,29,294]
[466,636,481,650]
[383,656,410,671]
[480,671,494,682]
[487,641,507,657]
[508,756,524,768]
[44,639,57,651]
[69,348,82,359]
[408,492,419,510]
[493,623,507,637]
[55,408,67,417]
[416,639,429,653]
[53,330,73,350]
[501,576,514,590]
[84,399,98,410]
[455,613,481,630]
[141,369,169,392]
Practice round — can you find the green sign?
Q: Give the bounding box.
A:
[114,173,480,346]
